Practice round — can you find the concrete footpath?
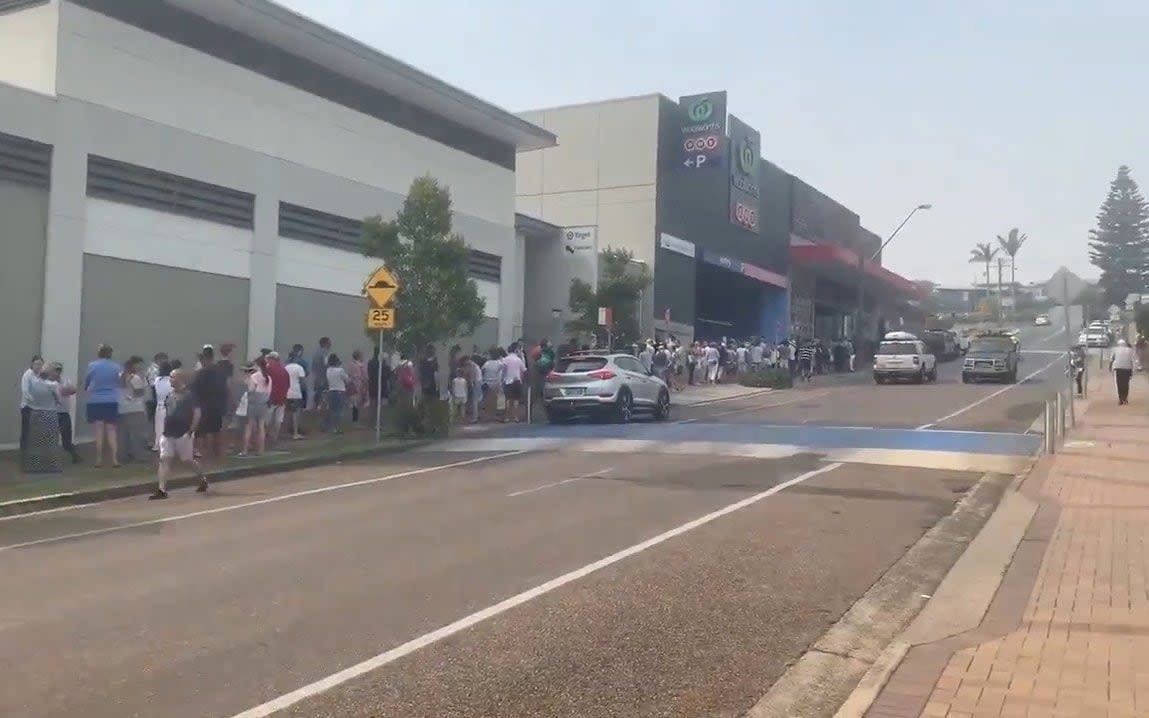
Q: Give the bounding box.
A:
[854,370,1149,717]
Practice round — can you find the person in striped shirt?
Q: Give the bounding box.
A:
[797,342,816,381]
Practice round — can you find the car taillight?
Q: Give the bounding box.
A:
[912,356,920,365]
[546,371,560,381]
[587,370,616,381]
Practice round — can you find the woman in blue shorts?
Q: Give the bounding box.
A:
[85,344,123,468]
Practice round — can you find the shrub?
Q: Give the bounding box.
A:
[739,367,793,390]
[394,397,451,437]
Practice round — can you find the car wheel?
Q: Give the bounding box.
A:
[928,367,938,382]
[546,409,568,425]
[914,368,925,384]
[613,389,633,424]
[874,375,885,385]
[653,389,671,421]
[961,373,971,384]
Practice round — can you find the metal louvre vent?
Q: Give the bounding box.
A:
[87,156,255,229]
[0,131,51,188]
[0,0,49,15]
[468,249,501,283]
[278,202,362,251]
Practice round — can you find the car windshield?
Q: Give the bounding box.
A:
[968,338,1013,352]
[556,357,608,373]
[877,342,917,355]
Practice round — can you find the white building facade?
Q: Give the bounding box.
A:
[0,0,552,444]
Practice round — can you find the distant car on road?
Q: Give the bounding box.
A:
[544,353,670,424]
[1034,314,1050,326]
[873,331,937,384]
[1083,327,1111,348]
[962,334,1020,384]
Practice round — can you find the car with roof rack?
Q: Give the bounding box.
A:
[873,331,937,384]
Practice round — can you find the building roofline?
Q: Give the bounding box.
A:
[517,93,665,117]
[514,212,562,239]
[155,0,554,151]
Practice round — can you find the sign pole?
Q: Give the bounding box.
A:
[374,328,384,444]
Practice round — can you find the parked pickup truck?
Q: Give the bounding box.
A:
[961,333,1020,383]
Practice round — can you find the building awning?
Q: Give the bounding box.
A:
[701,250,788,289]
[790,239,921,298]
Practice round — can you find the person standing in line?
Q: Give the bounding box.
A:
[463,354,483,423]
[420,344,440,401]
[287,344,309,409]
[324,354,350,433]
[19,355,44,464]
[283,353,307,440]
[449,367,469,423]
[47,362,81,464]
[190,346,228,465]
[847,339,857,372]
[264,351,290,445]
[501,343,527,423]
[798,341,816,382]
[150,369,208,500]
[144,352,168,446]
[84,344,122,468]
[347,349,370,425]
[704,342,720,384]
[238,358,271,456]
[481,347,505,421]
[117,356,150,464]
[310,337,332,411]
[22,366,63,474]
[1110,338,1136,405]
[638,342,654,375]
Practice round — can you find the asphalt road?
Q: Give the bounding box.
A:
[0,320,1072,718]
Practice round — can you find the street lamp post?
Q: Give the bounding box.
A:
[854,203,932,346]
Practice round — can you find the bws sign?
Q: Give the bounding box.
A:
[727,114,761,233]
[678,91,727,171]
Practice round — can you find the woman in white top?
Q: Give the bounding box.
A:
[323,354,350,434]
[239,357,272,456]
[1110,338,1136,405]
[480,348,505,421]
[117,356,150,464]
[19,355,44,461]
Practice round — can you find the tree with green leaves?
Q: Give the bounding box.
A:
[969,242,998,295]
[1088,165,1149,305]
[996,228,1027,311]
[566,248,651,349]
[361,175,486,358]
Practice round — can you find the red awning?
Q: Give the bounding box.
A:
[790,242,922,298]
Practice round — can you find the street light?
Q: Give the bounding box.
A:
[854,203,932,343]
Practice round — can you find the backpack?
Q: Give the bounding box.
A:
[536,349,554,373]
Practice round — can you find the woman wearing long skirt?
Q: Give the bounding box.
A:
[23,369,62,474]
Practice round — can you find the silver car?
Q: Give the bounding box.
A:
[543,353,671,423]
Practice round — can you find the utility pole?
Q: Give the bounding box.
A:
[997,258,1005,323]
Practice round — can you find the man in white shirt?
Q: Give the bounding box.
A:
[748,342,763,372]
[1110,339,1136,405]
[638,343,654,374]
[501,344,527,422]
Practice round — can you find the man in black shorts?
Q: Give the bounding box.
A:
[191,345,229,464]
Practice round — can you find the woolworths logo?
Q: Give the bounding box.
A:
[687,98,714,122]
[737,138,757,174]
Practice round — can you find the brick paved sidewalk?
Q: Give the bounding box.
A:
[892,374,1149,717]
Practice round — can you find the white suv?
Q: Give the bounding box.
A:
[873,331,938,384]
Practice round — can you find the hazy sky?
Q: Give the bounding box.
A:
[281,0,1146,286]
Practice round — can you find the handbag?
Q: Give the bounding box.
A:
[235,391,249,418]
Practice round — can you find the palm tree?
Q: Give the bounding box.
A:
[996,228,1028,312]
[969,242,999,314]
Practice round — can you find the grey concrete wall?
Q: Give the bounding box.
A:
[274,284,374,361]
[79,254,250,369]
[0,179,48,445]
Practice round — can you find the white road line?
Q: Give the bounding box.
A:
[226,461,845,718]
[677,389,774,408]
[1038,328,1067,344]
[0,501,99,522]
[0,452,527,552]
[916,354,1065,430]
[507,467,615,497]
[707,390,830,418]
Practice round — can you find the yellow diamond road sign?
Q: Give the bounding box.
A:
[364,266,399,308]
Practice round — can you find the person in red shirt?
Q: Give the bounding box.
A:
[264,351,291,446]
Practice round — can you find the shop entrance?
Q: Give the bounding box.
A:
[694,262,762,341]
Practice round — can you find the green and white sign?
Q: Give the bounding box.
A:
[728,114,761,233]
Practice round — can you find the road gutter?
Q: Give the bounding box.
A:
[744,470,1013,718]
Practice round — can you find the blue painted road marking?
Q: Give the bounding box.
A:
[490,423,1040,457]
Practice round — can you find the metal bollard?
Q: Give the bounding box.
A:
[1056,391,1065,438]
[1044,400,1056,454]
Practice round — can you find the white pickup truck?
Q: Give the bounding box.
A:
[873,331,938,384]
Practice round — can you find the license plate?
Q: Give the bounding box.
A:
[562,387,586,397]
